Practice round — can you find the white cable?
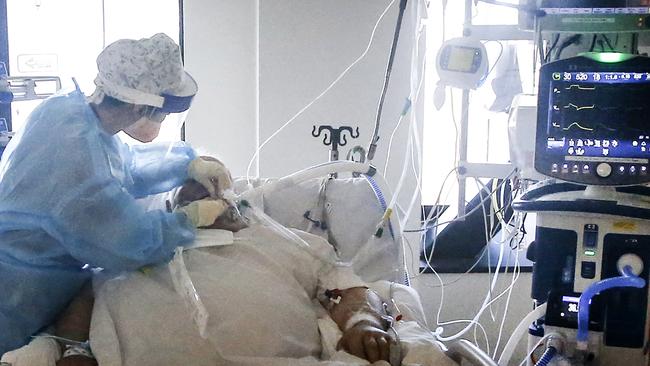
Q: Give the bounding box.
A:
[475,320,491,356]
[492,235,521,359]
[498,303,548,366]
[434,212,520,343]
[415,167,458,277]
[475,179,497,323]
[245,0,397,185]
[442,319,490,355]
[383,63,426,176]
[418,174,516,287]
[422,200,521,289]
[386,121,413,212]
[435,243,504,342]
[417,173,508,277]
[398,120,424,273]
[400,103,424,229]
[409,169,516,232]
[429,203,525,357]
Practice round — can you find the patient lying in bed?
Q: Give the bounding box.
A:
[9,181,456,366]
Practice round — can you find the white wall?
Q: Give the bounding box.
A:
[257,0,420,179]
[183,0,259,176]
[185,0,425,272]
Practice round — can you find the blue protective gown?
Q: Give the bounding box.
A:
[0,90,197,353]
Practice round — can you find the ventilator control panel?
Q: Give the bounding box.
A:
[536,54,650,186]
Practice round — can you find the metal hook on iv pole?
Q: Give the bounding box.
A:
[311,125,360,162]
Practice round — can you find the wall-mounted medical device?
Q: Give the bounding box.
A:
[535,52,650,186]
[435,37,489,90]
[0,62,60,159]
[520,0,650,33]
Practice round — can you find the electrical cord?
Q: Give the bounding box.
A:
[433,211,521,343]
[544,34,560,63]
[555,34,582,61]
[419,174,522,350]
[602,34,615,51]
[589,34,598,52]
[404,170,516,233]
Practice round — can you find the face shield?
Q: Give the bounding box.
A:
[120,106,190,144]
[94,33,198,143]
[155,108,190,143]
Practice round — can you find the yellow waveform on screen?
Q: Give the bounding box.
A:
[563,122,594,132]
[565,84,596,91]
[564,103,595,111]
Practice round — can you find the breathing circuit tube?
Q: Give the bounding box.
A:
[576,265,646,350]
[367,0,409,161]
[363,174,395,239]
[362,173,412,286]
[240,161,375,200]
[534,346,557,366]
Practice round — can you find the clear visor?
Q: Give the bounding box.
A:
[118,109,188,145]
[153,109,189,143]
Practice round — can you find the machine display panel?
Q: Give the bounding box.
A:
[536,55,650,185]
[546,71,650,160]
[442,46,479,73]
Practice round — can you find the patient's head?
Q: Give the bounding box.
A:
[176,180,248,232]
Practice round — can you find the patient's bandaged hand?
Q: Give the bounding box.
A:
[1,336,61,366]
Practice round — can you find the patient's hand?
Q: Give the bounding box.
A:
[325,287,397,364]
[337,322,395,363]
[56,356,97,366]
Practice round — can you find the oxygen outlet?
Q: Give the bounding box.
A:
[617,254,644,276]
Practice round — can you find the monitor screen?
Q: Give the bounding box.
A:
[546,71,650,160]
[535,55,650,185]
[445,46,478,73]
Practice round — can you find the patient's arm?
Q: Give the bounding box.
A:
[324,287,396,364]
[54,282,97,366]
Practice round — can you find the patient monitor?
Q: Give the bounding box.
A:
[514,53,650,365]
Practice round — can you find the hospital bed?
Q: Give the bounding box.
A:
[4,162,497,366]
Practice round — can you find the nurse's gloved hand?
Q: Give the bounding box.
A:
[176,198,229,228]
[187,157,233,198]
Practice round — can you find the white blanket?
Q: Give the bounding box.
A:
[90,226,455,366]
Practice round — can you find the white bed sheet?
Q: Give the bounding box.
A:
[90,226,455,366]
[234,177,404,284]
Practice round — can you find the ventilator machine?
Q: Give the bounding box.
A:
[510,52,650,365]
